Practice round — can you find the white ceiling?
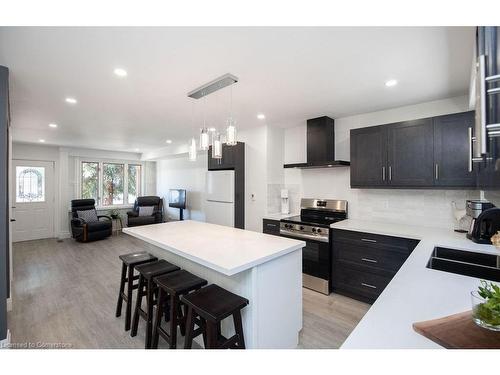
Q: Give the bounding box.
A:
[0,27,474,153]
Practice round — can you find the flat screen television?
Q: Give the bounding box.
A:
[168,189,186,209]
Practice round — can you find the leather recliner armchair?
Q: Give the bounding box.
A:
[127,196,164,227]
[71,199,112,242]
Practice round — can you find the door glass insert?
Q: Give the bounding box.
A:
[16,166,45,203]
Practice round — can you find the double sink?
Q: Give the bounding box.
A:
[427,246,500,282]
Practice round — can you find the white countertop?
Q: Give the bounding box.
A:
[123,220,305,276]
[332,219,500,349]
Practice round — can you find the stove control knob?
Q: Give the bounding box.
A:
[312,228,316,232]
[317,228,322,234]
[300,226,304,230]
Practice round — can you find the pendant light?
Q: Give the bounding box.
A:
[226,85,237,146]
[188,101,197,161]
[199,96,210,151]
[213,132,223,159]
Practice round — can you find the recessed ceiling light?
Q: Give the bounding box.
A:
[385,79,398,87]
[39,139,45,143]
[65,97,77,104]
[257,113,266,120]
[134,148,140,152]
[166,139,172,144]
[114,68,127,77]
[48,123,58,128]
[208,128,216,132]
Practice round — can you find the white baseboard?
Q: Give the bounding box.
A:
[6,297,12,312]
[0,330,11,349]
[57,231,71,239]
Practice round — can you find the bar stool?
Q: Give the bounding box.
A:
[131,259,180,348]
[151,269,208,349]
[181,284,249,349]
[115,252,158,331]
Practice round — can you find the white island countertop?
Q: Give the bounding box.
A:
[332,219,500,349]
[123,220,305,276]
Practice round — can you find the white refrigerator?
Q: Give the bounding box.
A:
[205,170,235,227]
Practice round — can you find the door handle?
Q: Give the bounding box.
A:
[468,127,473,172]
[382,166,386,181]
[361,238,377,243]
[388,166,392,181]
[435,163,439,180]
[10,219,16,222]
[361,282,377,289]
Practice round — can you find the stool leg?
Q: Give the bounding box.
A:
[125,265,135,331]
[206,320,218,349]
[131,275,144,337]
[145,278,155,349]
[233,310,245,349]
[151,288,165,349]
[169,294,179,349]
[184,306,194,349]
[178,302,186,336]
[115,263,127,317]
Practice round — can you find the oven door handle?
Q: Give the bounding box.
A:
[279,230,329,243]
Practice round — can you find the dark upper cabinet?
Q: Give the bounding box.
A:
[350,126,387,187]
[434,112,476,187]
[307,116,335,165]
[387,118,434,187]
[208,143,240,170]
[350,111,477,189]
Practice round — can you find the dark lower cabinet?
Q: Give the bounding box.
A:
[350,111,477,189]
[331,229,419,303]
[262,219,280,236]
[434,112,476,187]
[350,126,387,187]
[387,118,434,187]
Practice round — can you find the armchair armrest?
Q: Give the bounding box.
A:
[98,215,112,221]
[127,211,139,218]
[71,217,86,226]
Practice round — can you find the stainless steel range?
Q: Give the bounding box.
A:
[280,198,348,295]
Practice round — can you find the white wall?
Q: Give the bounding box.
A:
[157,153,208,222]
[12,142,155,238]
[281,95,480,229]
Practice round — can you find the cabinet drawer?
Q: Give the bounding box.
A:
[331,229,418,254]
[334,264,392,302]
[262,219,280,235]
[334,241,407,273]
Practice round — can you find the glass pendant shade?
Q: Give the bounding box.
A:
[226,118,237,146]
[213,133,223,159]
[188,137,197,161]
[200,128,209,151]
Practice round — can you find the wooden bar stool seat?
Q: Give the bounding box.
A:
[115,252,158,331]
[130,259,180,348]
[151,270,208,349]
[181,284,249,349]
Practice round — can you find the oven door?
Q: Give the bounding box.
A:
[281,233,331,295]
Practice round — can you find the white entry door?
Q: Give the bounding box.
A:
[11,160,55,242]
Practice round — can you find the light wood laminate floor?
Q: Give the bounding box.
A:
[8,235,370,349]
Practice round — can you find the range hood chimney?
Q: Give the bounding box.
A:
[284,116,350,169]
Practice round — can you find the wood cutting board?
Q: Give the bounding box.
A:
[413,310,500,349]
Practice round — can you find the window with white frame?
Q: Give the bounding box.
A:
[80,161,142,207]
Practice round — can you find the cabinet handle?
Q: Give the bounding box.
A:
[361,238,377,243]
[435,163,439,180]
[361,257,378,263]
[468,127,473,172]
[266,223,277,227]
[361,282,377,289]
[388,166,392,181]
[382,166,386,181]
[477,55,487,155]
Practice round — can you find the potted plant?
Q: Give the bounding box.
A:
[110,209,120,220]
[471,280,500,331]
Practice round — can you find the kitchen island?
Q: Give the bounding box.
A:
[123,220,305,349]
